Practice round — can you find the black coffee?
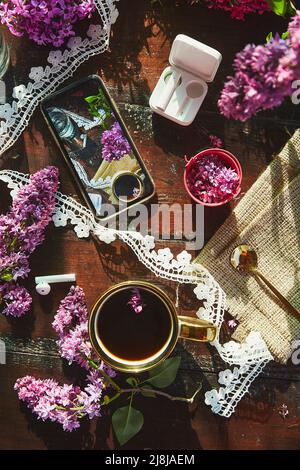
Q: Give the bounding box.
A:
[114,174,141,201]
[95,286,172,361]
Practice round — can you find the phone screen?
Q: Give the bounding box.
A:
[41,76,154,218]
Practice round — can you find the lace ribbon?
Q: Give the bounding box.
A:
[0,0,119,155]
[0,169,274,417]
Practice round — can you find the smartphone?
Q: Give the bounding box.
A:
[41,75,155,221]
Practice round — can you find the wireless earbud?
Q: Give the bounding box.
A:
[35,274,76,296]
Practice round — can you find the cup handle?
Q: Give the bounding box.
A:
[178,316,216,342]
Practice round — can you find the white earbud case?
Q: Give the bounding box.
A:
[149,34,222,126]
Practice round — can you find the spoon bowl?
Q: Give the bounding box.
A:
[230,244,300,322]
[230,245,258,273]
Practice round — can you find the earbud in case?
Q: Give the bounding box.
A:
[149,34,222,126]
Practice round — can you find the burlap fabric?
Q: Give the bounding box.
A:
[195,130,300,363]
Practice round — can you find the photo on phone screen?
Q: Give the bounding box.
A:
[41,75,155,220]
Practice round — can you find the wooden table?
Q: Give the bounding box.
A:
[0,0,300,450]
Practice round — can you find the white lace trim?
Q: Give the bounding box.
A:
[62,108,105,131]
[0,169,274,418]
[204,359,270,417]
[0,0,119,155]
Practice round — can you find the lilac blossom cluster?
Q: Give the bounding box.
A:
[277,12,300,93]
[219,12,300,121]
[15,286,116,432]
[0,166,58,317]
[52,285,99,369]
[209,134,223,148]
[0,0,95,47]
[101,122,131,162]
[187,154,239,204]
[15,371,104,432]
[205,0,270,20]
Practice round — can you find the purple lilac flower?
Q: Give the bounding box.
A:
[52,286,116,375]
[101,122,131,162]
[187,154,239,204]
[205,0,270,20]
[209,134,223,148]
[218,36,290,121]
[277,13,300,95]
[227,319,238,329]
[52,285,88,335]
[0,0,96,47]
[14,375,102,431]
[278,403,289,420]
[127,288,145,314]
[52,286,96,369]
[57,321,93,369]
[132,187,140,198]
[219,12,300,121]
[15,286,116,432]
[0,252,30,281]
[0,166,59,318]
[1,284,32,317]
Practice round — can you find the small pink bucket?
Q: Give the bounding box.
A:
[184,148,242,207]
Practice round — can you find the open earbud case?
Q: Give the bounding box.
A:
[149,34,222,126]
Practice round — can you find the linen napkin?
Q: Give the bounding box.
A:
[195,130,300,363]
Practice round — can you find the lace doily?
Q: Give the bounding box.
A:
[0,169,274,417]
[0,0,119,155]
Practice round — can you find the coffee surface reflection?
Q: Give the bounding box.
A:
[95,286,172,362]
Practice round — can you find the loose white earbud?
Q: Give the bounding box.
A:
[36,281,51,296]
[35,274,76,296]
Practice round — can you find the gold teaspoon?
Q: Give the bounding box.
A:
[230,245,300,322]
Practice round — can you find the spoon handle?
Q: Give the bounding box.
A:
[255,270,300,322]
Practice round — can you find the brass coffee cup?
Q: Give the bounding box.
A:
[88,281,216,373]
[111,170,144,202]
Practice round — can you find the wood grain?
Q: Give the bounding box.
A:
[0,0,300,450]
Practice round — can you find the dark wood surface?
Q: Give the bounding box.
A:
[1,0,300,450]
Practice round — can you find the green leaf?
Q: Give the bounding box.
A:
[281,31,289,40]
[126,377,138,387]
[9,238,18,250]
[141,385,157,398]
[85,87,112,128]
[1,273,13,282]
[84,95,98,103]
[103,395,110,405]
[286,0,297,15]
[146,356,181,389]
[112,405,144,446]
[266,31,273,42]
[267,0,287,16]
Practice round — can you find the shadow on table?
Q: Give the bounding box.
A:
[16,345,208,450]
[93,238,205,314]
[96,0,285,106]
[18,401,98,450]
[93,239,292,431]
